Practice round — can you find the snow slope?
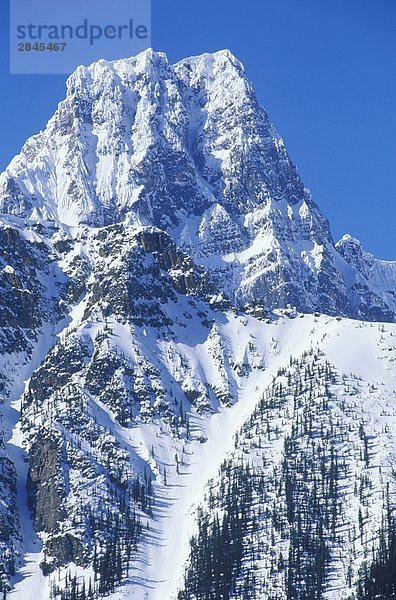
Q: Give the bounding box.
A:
[85,313,396,600]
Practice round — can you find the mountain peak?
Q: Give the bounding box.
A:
[0,49,395,322]
[337,233,362,248]
[176,48,245,71]
[0,48,300,227]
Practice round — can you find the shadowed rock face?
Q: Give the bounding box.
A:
[0,227,45,330]
[27,433,67,533]
[0,438,20,584]
[44,534,85,573]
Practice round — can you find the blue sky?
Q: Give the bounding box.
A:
[1,0,395,258]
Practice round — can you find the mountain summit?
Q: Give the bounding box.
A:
[1,48,395,321]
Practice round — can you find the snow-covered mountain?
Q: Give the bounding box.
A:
[0,49,395,599]
[1,49,395,322]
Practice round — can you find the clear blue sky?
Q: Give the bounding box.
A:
[1,0,395,258]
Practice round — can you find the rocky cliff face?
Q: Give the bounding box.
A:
[337,234,396,318]
[0,49,395,599]
[0,430,20,595]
